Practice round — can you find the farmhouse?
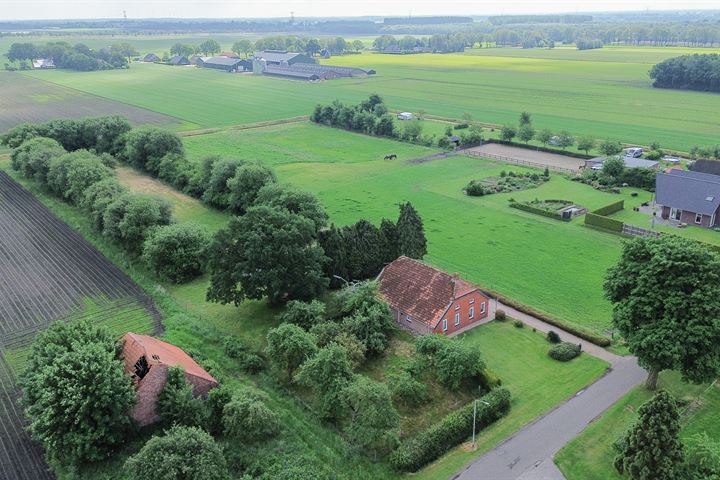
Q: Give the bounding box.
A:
[377,256,493,335]
[142,53,160,63]
[656,169,720,228]
[121,332,218,426]
[31,58,55,69]
[201,56,251,72]
[254,50,315,66]
[167,55,190,66]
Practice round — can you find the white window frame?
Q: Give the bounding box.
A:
[480,302,486,315]
[469,298,475,305]
[695,213,703,224]
[405,314,412,323]
[454,312,460,326]
[442,318,448,331]
[469,306,475,319]
[454,304,460,310]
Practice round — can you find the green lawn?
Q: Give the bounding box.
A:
[555,371,720,480]
[20,45,720,151]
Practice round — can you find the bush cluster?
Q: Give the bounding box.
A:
[650,53,720,93]
[547,330,561,343]
[415,334,486,390]
[549,342,582,361]
[389,388,511,472]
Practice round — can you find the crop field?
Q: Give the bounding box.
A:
[0,171,162,480]
[0,71,184,132]
[18,45,720,151]
[181,122,641,333]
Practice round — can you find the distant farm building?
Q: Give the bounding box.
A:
[31,58,55,69]
[263,65,321,81]
[383,45,403,54]
[655,169,720,228]
[254,50,316,66]
[252,61,375,81]
[143,53,161,63]
[121,333,218,426]
[377,256,493,335]
[188,55,208,66]
[167,55,190,66]
[219,51,240,59]
[201,56,251,72]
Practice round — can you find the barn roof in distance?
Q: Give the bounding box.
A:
[377,256,478,327]
[121,332,217,383]
[255,50,304,63]
[203,56,243,66]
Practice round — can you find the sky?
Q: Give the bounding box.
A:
[1,0,719,21]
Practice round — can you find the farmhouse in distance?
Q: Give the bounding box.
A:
[377,256,493,335]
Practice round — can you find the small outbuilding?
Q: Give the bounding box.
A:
[397,112,414,121]
[31,58,55,69]
[143,53,161,63]
[167,55,190,66]
[121,333,218,426]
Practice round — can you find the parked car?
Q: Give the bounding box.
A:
[626,147,643,158]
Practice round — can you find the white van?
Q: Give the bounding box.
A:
[626,147,643,158]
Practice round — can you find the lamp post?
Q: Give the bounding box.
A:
[472,400,491,447]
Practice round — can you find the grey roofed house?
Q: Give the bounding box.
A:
[201,56,248,71]
[143,53,161,62]
[254,50,315,65]
[168,55,190,66]
[656,169,720,228]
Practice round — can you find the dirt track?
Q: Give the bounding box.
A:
[0,172,161,480]
[463,143,586,172]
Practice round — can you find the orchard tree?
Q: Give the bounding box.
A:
[614,390,684,480]
[231,39,254,57]
[599,138,624,157]
[519,111,532,126]
[397,202,427,259]
[222,388,280,442]
[199,39,221,55]
[21,320,135,466]
[265,323,318,381]
[206,206,328,305]
[342,376,400,457]
[500,125,517,142]
[604,236,720,389]
[555,131,575,150]
[577,135,596,155]
[517,124,535,144]
[296,343,354,421]
[602,156,625,180]
[125,426,229,480]
[536,128,553,147]
[280,300,326,330]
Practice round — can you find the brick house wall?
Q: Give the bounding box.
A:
[661,206,717,228]
[432,291,490,335]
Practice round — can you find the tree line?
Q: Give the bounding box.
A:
[650,53,720,93]
[5,41,137,71]
[372,34,467,53]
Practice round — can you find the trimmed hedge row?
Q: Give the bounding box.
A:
[592,200,624,216]
[389,387,511,472]
[509,202,569,221]
[585,212,623,232]
[484,288,612,347]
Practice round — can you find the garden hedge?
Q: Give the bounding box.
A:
[509,202,568,221]
[592,200,624,216]
[486,139,593,159]
[585,212,623,232]
[549,342,582,361]
[389,388,511,472]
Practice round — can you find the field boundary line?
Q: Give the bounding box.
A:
[178,116,310,138]
[462,149,577,173]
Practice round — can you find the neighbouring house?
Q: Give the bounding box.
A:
[397,112,413,121]
[219,51,240,59]
[143,53,161,63]
[690,159,720,176]
[254,50,316,66]
[383,45,403,54]
[656,169,720,228]
[377,256,493,335]
[585,156,660,170]
[201,56,251,72]
[189,55,208,66]
[121,332,218,426]
[31,58,55,69]
[167,55,190,66]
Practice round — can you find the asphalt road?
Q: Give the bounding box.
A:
[454,356,646,480]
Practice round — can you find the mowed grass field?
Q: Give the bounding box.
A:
[19,45,720,151]
[555,371,720,480]
[182,122,644,333]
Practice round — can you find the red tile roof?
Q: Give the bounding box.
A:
[121,333,217,384]
[377,256,479,328]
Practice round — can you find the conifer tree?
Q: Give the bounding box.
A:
[614,390,684,480]
[396,202,427,259]
[379,218,400,264]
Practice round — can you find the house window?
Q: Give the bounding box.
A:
[442,319,448,331]
[454,312,460,326]
[695,213,703,224]
[469,299,475,305]
[405,314,412,323]
[480,302,486,315]
[469,306,475,319]
[455,304,460,310]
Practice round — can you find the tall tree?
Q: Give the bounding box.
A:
[519,111,532,126]
[500,125,517,142]
[296,343,354,421]
[577,135,596,155]
[265,323,318,382]
[599,138,624,157]
[396,202,427,260]
[379,218,400,264]
[343,220,384,280]
[206,206,328,305]
[226,161,277,215]
[231,39,254,57]
[318,224,348,287]
[536,128,553,147]
[199,39,221,56]
[604,236,720,389]
[614,390,684,480]
[517,124,535,144]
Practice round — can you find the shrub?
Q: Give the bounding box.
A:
[465,180,487,196]
[156,366,209,428]
[389,388,512,472]
[549,342,582,361]
[547,330,561,343]
[238,352,265,374]
[47,150,114,205]
[103,194,172,254]
[495,309,506,321]
[142,223,210,283]
[80,178,127,231]
[279,300,326,330]
[513,320,524,328]
[389,371,428,406]
[207,384,232,435]
[223,336,245,359]
[124,426,228,480]
[222,388,280,443]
